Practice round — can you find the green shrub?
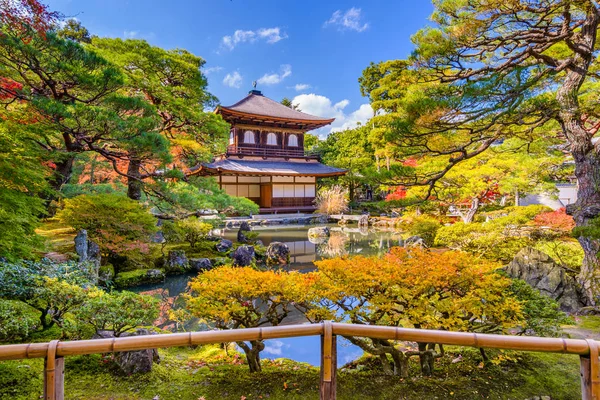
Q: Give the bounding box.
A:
[60,183,126,199]
[404,216,442,246]
[175,218,212,248]
[57,193,157,256]
[225,196,260,217]
[534,240,584,270]
[71,289,159,337]
[508,278,573,337]
[0,300,38,342]
[0,259,94,330]
[435,206,553,262]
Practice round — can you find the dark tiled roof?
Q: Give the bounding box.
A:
[218,92,334,122]
[203,159,346,176]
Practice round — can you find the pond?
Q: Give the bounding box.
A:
[131,224,404,366]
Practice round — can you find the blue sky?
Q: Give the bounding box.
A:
[46,0,433,136]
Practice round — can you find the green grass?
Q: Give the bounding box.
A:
[0,344,582,400]
[575,316,600,330]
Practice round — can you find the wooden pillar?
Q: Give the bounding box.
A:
[44,340,64,400]
[320,321,337,400]
[582,339,600,400]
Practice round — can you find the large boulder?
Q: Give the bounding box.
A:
[74,229,101,282]
[189,258,212,272]
[237,221,252,243]
[215,239,233,253]
[266,242,290,267]
[404,236,427,249]
[165,250,188,275]
[232,245,255,267]
[504,247,584,312]
[94,329,160,375]
[308,226,330,239]
[74,230,88,261]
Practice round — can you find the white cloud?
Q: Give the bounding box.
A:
[223,71,243,88]
[123,30,156,41]
[324,7,369,32]
[293,83,312,91]
[292,93,373,136]
[221,27,288,51]
[123,30,139,39]
[257,64,292,86]
[257,27,287,44]
[263,340,289,356]
[203,66,223,75]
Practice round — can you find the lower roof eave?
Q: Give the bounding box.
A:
[198,166,347,178]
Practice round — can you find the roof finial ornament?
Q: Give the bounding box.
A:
[252,80,257,89]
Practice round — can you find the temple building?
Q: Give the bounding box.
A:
[197,89,346,213]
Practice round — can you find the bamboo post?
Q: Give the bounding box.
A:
[320,321,336,400]
[582,339,600,400]
[43,340,64,400]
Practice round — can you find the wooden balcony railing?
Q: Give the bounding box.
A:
[227,144,318,159]
[0,322,598,400]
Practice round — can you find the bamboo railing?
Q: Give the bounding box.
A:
[0,321,598,400]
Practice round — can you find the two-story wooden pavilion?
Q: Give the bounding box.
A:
[195,89,346,213]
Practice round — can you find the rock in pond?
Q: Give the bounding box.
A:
[237,221,252,243]
[232,245,255,267]
[215,239,233,253]
[308,226,330,239]
[404,235,427,248]
[165,250,188,274]
[266,242,290,266]
[189,258,212,272]
[94,329,160,374]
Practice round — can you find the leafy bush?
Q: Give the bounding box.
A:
[315,185,349,215]
[175,218,212,248]
[534,239,584,270]
[309,248,523,376]
[58,193,157,255]
[508,278,572,337]
[403,215,442,246]
[435,205,552,262]
[71,289,159,337]
[186,266,308,372]
[533,207,575,233]
[0,300,38,342]
[224,196,260,216]
[60,183,126,199]
[0,259,93,329]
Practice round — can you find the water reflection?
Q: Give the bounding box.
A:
[131,224,403,365]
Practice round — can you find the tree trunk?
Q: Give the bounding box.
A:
[237,340,264,373]
[127,158,143,201]
[417,342,434,376]
[566,151,600,305]
[556,7,600,305]
[38,308,53,330]
[461,197,480,224]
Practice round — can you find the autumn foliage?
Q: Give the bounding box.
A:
[533,207,575,233]
[186,267,311,373]
[0,0,58,39]
[187,249,525,375]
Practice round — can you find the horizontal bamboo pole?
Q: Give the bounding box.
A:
[0,322,594,361]
[331,323,590,355]
[0,324,323,361]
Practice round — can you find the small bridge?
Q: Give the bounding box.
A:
[1,322,599,399]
